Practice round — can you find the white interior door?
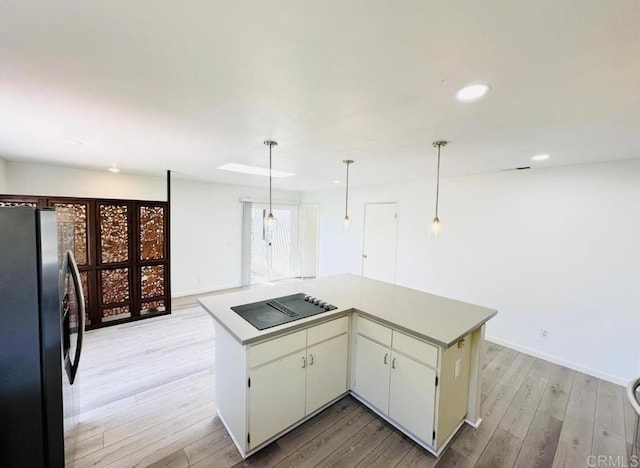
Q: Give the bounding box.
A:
[361,202,398,283]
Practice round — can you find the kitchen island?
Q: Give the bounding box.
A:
[199,274,497,459]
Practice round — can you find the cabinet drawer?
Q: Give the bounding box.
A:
[392,331,438,368]
[357,316,392,347]
[248,330,307,368]
[308,316,348,346]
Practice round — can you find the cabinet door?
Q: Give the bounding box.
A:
[354,335,391,414]
[306,334,348,415]
[388,352,437,445]
[249,350,307,449]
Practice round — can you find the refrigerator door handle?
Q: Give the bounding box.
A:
[66,250,85,385]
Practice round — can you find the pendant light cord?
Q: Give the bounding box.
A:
[269,143,273,215]
[345,162,350,217]
[435,143,441,218]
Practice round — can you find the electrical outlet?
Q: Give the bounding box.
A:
[539,329,549,339]
[454,359,461,378]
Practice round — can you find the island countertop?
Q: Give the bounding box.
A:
[198,274,497,348]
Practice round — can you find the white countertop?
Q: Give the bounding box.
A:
[198,274,497,348]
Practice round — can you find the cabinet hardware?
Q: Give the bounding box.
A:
[435,376,438,386]
[362,254,368,259]
[248,378,251,388]
[432,430,436,442]
[302,356,306,368]
[384,353,388,364]
[309,354,314,366]
[248,433,251,444]
[392,357,396,369]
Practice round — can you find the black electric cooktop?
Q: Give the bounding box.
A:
[231,293,337,330]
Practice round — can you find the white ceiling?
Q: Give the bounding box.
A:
[0,1,639,191]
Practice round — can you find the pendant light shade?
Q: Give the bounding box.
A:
[342,160,354,230]
[264,140,278,230]
[430,141,447,237]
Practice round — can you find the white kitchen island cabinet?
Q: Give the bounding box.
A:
[200,274,496,459]
[214,315,350,453]
[306,332,349,414]
[248,349,306,448]
[354,335,391,414]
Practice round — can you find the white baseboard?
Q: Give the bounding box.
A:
[485,335,627,387]
[172,282,242,298]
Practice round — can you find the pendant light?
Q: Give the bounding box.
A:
[342,160,354,230]
[430,141,447,237]
[264,140,278,230]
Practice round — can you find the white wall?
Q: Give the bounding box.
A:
[0,157,6,192]
[3,161,301,297]
[170,178,300,296]
[303,159,640,385]
[6,161,166,200]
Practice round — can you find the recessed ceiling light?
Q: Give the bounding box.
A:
[61,139,83,146]
[218,163,295,178]
[333,180,340,184]
[456,84,491,101]
[108,167,120,173]
[531,154,551,162]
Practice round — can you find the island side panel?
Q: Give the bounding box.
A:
[436,334,472,448]
[466,324,485,427]
[214,320,248,455]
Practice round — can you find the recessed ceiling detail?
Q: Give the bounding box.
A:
[531,154,551,162]
[455,84,491,102]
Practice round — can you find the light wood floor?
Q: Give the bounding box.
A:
[66,306,639,468]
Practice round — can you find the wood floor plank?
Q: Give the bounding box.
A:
[499,359,553,440]
[513,364,574,468]
[474,427,523,468]
[231,442,287,467]
[452,353,535,463]
[316,418,393,468]
[394,444,438,468]
[483,342,504,369]
[70,403,218,467]
[103,388,215,446]
[111,416,222,468]
[354,431,415,468]
[64,432,104,463]
[591,379,628,459]
[276,396,360,455]
[552,372,597,468]
[433,446,474,468]
[273,406,375,468]
[146,449,190,468]
[70,374,215,443]
[184,426,236,466]
[481,348,519,402]
[189,440,243,468]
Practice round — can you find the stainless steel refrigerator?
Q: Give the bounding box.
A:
[0,206,86,467]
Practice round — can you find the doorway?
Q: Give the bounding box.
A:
[248,203,299,284]
[361,202,398,283]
